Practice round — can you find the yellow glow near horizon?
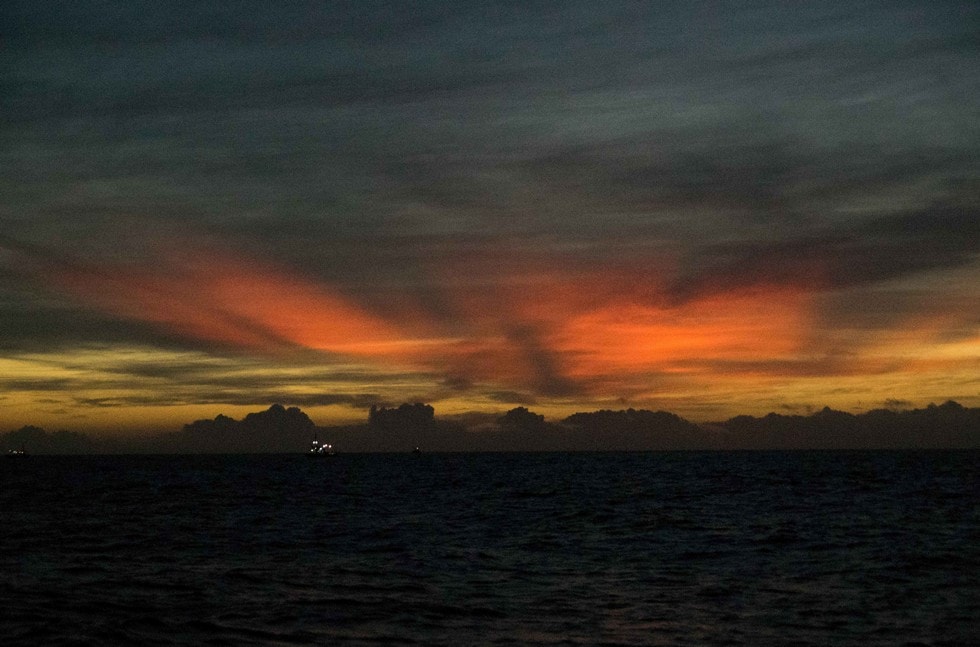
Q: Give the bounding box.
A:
[1,330,976,435]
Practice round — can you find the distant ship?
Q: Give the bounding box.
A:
[308,436,335,457]
[6,448,28,458]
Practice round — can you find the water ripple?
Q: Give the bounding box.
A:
[2,451,978,645]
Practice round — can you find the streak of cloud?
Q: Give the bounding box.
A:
[1,228,823,399]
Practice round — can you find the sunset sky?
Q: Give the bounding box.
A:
[2,1,978,434]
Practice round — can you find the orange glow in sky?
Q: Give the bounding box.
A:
[26,236,818,394]
[4,232,977,429]
[556,287,812,375]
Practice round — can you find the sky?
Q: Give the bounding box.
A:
[1,1,978,435]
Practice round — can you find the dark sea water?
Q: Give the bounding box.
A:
[2,451,978,646]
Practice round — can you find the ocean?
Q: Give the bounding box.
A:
[2,451,977,646]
